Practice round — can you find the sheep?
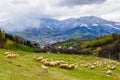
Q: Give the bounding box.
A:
[69,64,77,69]
[41,59,46,63]
[41,59,49,63]
[49,62,55,66]
[111,66,116,70]
[5,53,19,58]
[4,52,12,55]
[43,61,50,66]
[41,65,49,72]
[49,61,58,67]
[42,60,67,67]
[60,63,69,69]
[55,61,61,65]
[60,63,77,69]
[90,65,95,69]
[106,70,112,75]
[42,60,60,67]
[36,56,44,61]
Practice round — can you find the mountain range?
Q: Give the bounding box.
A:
[11,16,120,45]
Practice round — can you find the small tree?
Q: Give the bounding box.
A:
[0,28,6,48]
[0,28,5,39]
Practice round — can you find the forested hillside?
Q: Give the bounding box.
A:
[0,29,40,52]
[51,34,120,60]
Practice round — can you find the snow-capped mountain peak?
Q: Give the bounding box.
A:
[105,24,120,30]
[10,16,120,44]
[92,24,99,27]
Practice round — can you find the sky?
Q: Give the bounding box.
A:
[0,0,120,31]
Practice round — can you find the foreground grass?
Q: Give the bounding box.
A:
[0,49,120,80]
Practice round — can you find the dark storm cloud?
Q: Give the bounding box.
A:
[59,0,106,6]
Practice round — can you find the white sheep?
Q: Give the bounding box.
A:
[60,63,69,69]
[106,70,112,75]
[69,64,77,69]
[111,66,116,70]
[36,56,44,61]
[49,61,58,67]
[41,59,48,63]
[55,61,60,65]
[4,52,12,55]
[90,65,95,69]
[5,53,19,58]
[41,65,49,72]
[43,61,50,66]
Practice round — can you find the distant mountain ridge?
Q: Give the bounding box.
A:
[12,16,120,44]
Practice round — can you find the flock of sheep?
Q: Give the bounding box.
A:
[4,51,120,77]
[79,59,120,77]
[33,56,78,72]
[4,52,77,73]
[33,55,120,77]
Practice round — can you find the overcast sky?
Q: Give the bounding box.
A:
[0,0,120,31]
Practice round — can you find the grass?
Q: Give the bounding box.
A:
[0,49,120,80]
[54,38,88,48]
[4,39,34,52]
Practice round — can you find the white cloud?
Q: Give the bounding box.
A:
[0,0,120,32]
[99,0,120,22]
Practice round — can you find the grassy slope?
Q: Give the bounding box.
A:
[0,49,120,80]
[54,38,88,48]
[4,39,34,52]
